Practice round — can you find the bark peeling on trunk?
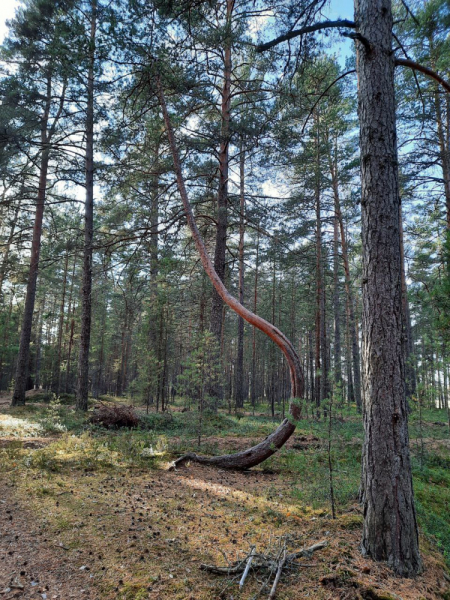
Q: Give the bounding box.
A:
[355,0,421,576]
[156,76,304,470]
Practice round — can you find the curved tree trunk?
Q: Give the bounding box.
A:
[156,76,304,470]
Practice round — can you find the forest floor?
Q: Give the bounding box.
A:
[0,392,449,600]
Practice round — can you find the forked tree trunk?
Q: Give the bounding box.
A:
[157,76,304,470]
[356,0,421,576]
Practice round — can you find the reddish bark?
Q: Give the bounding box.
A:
[157,75,304,470]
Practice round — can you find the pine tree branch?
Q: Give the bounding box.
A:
[395,58,450,94]
[255,20,356,53]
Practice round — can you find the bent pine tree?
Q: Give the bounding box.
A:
[156,74,304,470]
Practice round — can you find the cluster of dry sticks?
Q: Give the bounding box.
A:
[200,537,328,599]
[90,402,139,428]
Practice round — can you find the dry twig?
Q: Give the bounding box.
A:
[201,537,328,599]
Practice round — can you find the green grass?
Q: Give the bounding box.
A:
[1,395,449,567]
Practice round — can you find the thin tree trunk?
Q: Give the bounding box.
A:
[157,77,304,470]
[315,135,322,409]
[55,252,69,395]
[433,72,450,229]
[76,0,97,410]
[234,141,245,409]
[308,330,315,404]
[210,0,232,338]
[94,298,106,398]
[0,288,15,389]
[399,204,416,400]
[0,199,21,297]
[34,298,45,390]
[251,230,259,408]
[65,312,75,393]
[331,159,362,411]
[356,0,421,575]
[209,0,233,403]
[333,214,342,394]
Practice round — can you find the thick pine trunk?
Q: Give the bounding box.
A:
[12,146,50,406]
[76,1,97,410]
[356,0,421,576]
[12,68,56,405]
[209,0,233,407]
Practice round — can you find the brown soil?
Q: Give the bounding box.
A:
[0,460,448,600]
[0,480,97,599]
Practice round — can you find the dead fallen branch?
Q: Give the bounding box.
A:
[239,546,255,590]
[200,538,328,598]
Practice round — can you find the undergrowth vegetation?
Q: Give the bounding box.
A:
[0,394,449,599]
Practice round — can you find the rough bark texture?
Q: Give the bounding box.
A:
[11,98,51,406]
[76,1,97,411]
[356,0,421,576]
[157,76,304,470]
